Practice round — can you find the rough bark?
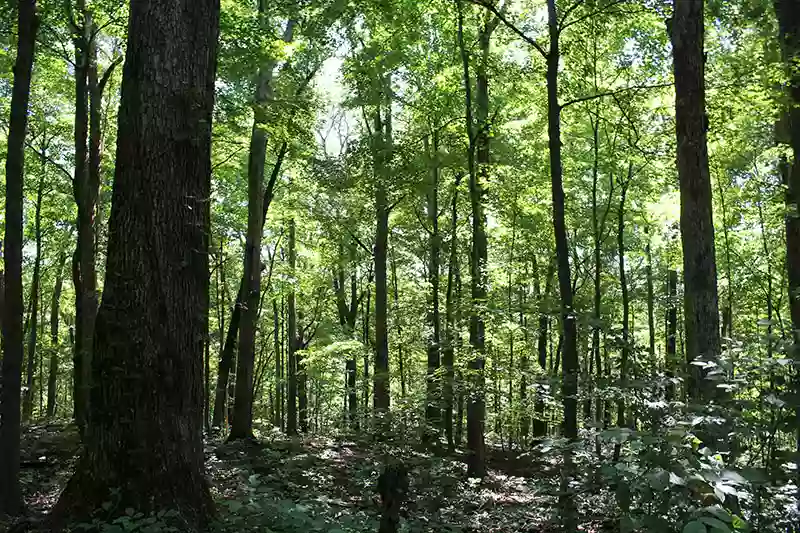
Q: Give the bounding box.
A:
[671,0,720,402]
[48,0,219,527]
[47,252,67,418]
[0,0,38,516]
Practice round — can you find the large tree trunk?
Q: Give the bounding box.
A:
[774,0,800,512]
[23,172,44,422]
[671,0,720,402]
[49,0,219,527]
[0,0,38,516]
[424,132,442,441]
[47,252,67,418]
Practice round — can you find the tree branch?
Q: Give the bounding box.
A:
[470,0,548,58]
[559,82,672,110]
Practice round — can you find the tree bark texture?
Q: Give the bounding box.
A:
[49,0,219,528]
[0,0,38,516]
[671,0,721,402]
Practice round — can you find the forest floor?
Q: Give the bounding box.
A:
[10,423,615,532]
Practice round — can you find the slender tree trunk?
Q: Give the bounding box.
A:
[646,226,656,370]
[47,252,67,418]
[666,270,678,401]
[671,0,720,402]
[23,173,44,422]
[613,175,631,462]
[443,174,462,451]
[425,132,442,440]
[373,96,392,417]
[49,0,219,526]
[0,0,38,515]
[287,219,298,435]
[390,245,406,398]
[534,260,554,437]
[230,15,294,441]
[71,0,93,435]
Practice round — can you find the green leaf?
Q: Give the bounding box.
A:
[700,516,731,532]
[683,521,707,533]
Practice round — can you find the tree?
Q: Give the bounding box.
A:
[671,0,721,402]
[0,0,38,517]
[774,0,800,512]
[48,0,220,526]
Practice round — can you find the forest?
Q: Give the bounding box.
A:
[0,0,798,531]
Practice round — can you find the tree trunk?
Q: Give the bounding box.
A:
[534,259,554,437]
[213,20,292,432]
[774,0,800,511]
[229,16,294,441]
[0,0,38,516]
[671,0,720,402]
[71,0,94,435]
[23,172,44,422]
[645,226,656,371]
[613,174,631,462]
[424,132,442,440]
[373,101,391,416]
[49,0,219,527]
[443,173,462,451]
[458,0,490,478]
[666,270,678,401]
[47,252,67,418]
[287,219,298,435]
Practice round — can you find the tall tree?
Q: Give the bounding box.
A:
[671,0,720,401]
[230,14,295,440]
[49,0,220,526]
[774,0,800,512]
[287,218,299,435]
[0,0,38,517]
[373,86,392,416]
[424,131,442,440]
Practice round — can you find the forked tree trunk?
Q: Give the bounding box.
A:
[48,0,219,528]
[0,0,38,516]
[671,0,720,402]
